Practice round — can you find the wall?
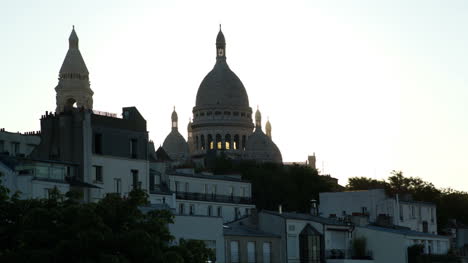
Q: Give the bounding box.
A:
[169,215,225,262]
[319,190,387,222]
[169,174,251,198]
[354,227,407,263]
[398,202,437,234]
[91,155,149,201]
[258,212,287,263]
[224,235,282,263]
[170,173,254,222]
[0,131,40,157]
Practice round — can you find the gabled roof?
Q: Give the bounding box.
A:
[224,224,281,238]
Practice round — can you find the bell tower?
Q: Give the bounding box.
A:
[55,26,94,113]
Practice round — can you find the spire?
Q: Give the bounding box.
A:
[255,106,262,130]
[171,107,178,130]
[59,26,89,77]
[216,25,226,60]
[55,26,93,113]
[69,25,79,49]
[266,117,272,139]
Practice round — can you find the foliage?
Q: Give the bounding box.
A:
[347,170,468,231]
[0,175,213,263]
[210,157,336,213]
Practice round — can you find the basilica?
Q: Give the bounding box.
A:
[162,27,282,165]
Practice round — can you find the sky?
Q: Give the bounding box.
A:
[1,0,467,190]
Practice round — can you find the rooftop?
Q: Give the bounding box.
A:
[262,210,351,226]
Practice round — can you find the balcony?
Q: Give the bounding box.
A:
[175,191,252,205]
[326,249,373,263]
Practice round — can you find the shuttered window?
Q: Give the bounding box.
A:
[230,241,240,263]
[247,241,256,263]
[263,242,271,263]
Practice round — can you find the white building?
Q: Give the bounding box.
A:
[168,168,255,222]
[319,189,438,234]
[354,225,450,263]
[0,129,40,157]
[258,210,359,263]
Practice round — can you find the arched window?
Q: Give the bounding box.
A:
[242,135,246,150]
[299,224,323,263]
[201,135,205,150]
[233,135,239,150]
[225,134,231,150]
[216,134,222,150]
[208,134,214,150]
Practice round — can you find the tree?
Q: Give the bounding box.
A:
[0,175,213,263]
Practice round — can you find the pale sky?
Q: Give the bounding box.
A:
[1,0,467,190]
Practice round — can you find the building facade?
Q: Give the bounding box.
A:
[319,189,438,234]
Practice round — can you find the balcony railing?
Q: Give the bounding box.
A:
[325,249,373,260]
[175,191,252,205]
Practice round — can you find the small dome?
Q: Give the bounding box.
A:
[245,129,282,164]
[162,130,189,162]
[265,119,271,130]
[187,119,192,132]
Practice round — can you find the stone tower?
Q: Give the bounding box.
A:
[55,26,94,113]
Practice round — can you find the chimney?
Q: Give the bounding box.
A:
[278,205,282,214]
[310,199,318,216]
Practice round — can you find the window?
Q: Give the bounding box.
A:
[400,205,404,221]
[216,134,222,149]
[149,174,155,191]
[208,135,214,150]
[217,206,222,216]
[189,204,195,215]
[114,178,121,194]
[94,133,102,154]
[247,241,256,263]
[225,134,231,150]
[263,242,272,263]
[233,135,239,150]
[179,203,185,214]
[362,207,368,214]
[287,235,297,258]
[12,142,20,155]
[208,205,213,216]
[203,184,208,194]
[431,207,434,223]
[130,139,137,158]
[0,140,4,152]
[200,135,205,150]
[245,208,249,216]
[411,206,416,218]
[229,186,234,198]
[212,184,217,195]
[242,135,246,150]
[93,166,103,183]
[185,182,189,193]
[230,241,240,263]
[235,207,240,220]
[175,181,180,192]
[423,221,429,233]
[131,170,139,190]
